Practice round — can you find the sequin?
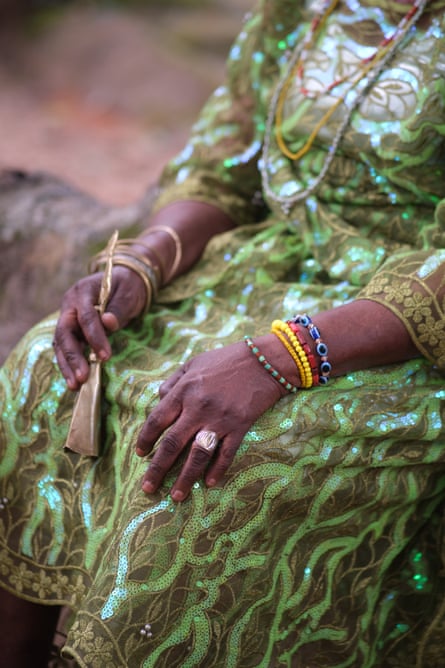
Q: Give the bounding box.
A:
[0,2,444,667]
[417,250,445,279]
[229,44,242,61]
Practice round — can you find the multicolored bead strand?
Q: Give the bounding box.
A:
[244,336,298,394]
[291,314,332,384]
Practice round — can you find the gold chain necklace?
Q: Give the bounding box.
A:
[260,0,428,214]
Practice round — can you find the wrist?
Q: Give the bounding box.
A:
[251,333,303,389]
[139,201,235,283]
[136,226,182,285]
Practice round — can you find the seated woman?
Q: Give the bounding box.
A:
[0,0,444,666]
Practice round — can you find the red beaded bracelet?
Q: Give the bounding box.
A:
[290,314,331,384]
[286,321,320,385]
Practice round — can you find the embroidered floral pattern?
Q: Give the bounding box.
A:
[0,2,444,667]
[360,250,445,370]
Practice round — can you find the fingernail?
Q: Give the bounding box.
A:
[136,447,145,457]
[75,369,83,381]
[171,489,185,502]
[207,478,217,488]
[142,480,155,494]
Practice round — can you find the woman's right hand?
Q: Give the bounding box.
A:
[53,202,236,391]
[53,266,147,391]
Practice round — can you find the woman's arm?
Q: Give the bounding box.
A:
[310,299,419,375]
[135,200,236,283]
[53,200,235,390]
[136,297,420,502]
[53,2,275,389]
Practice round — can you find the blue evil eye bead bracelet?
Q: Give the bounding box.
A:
[244,336,298,393]
[290,314,331,384]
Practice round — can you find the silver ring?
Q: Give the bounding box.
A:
[194,430,219,454]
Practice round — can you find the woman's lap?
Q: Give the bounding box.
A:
[0,312,444,666]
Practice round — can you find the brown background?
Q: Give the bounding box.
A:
[0,0,253,361]
[0,0,252,205]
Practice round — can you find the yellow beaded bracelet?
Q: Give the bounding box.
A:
[272,329,308,387]
[271,319,313,388]
[281,322,313,388]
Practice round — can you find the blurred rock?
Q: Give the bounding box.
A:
[0,168,157,362]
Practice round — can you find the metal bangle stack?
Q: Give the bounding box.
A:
[89,238,162,315]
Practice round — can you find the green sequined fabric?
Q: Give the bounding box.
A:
[1,1,445,666]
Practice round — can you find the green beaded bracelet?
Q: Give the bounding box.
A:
[244,336,298,394]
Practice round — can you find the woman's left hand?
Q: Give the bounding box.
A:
[136,336,293,502]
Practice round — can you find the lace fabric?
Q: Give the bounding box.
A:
[0,1,444,665]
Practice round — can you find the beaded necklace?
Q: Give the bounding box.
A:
[282,0,341,106]
[260,0,428,215]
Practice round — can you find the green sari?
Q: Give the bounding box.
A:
[1,1,444,666]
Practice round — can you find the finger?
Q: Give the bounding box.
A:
[76,298,112,360]
[103,267,147,326]
[54,311,92,389]
[169,430,221,501]
[135,394,182,457]
[101,312,120,333]
[58,306,110,386]
[141,420,195,494]
[158,365,186,398]
[170,442,216,502]
[52,336,81,391]
[205,430,246,488]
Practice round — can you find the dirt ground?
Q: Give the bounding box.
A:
[0,0,252,205]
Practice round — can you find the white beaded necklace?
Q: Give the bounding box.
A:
[260,0,429,215]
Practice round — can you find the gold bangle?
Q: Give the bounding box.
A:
[91,248,160,296]
[111,257,153,315]
[113,249,160,297]
[112,238,165,285]
[90,254,154,315]
[145,225,182,283]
